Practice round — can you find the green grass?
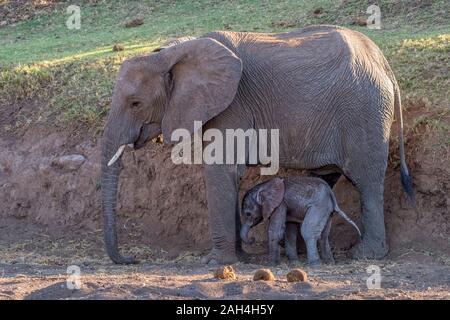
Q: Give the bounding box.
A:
[0,0,449,131]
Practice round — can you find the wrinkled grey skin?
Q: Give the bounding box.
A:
[241,177,361,265]
[101,25,414,264]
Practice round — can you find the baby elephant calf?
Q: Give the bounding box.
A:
[240,177,361,265]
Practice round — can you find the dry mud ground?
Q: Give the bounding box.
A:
[0,223,449,300]
[1,258,449,300]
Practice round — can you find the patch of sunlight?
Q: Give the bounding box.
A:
[402,34,450,50]
[10,64,45,74]
[42,43,159,65]
[10,42,161,71]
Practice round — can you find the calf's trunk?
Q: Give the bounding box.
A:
[240,223,255,245]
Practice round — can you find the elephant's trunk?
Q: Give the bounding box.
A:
[240,223,255,245]
[101,130,137,264]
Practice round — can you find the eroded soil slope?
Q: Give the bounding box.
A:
[1,101,449,260]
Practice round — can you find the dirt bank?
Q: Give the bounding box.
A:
[0,97,449,301]
[1,100,449,261]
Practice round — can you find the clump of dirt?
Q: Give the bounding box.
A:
[253,269,275,281]
[112,44,125,52]
[313,7,324,15]
[124,18,144,28]
[287,269,308,282]
[213,266,237,280]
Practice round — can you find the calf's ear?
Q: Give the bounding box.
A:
[256,178,285,221]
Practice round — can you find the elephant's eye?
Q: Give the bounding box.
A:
[246,212,252,217]
[130,101,140,108]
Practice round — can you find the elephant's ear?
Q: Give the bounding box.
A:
[156,38,242,143]
[256,178,285,221]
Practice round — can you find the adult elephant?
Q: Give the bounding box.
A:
[101,25,414,264]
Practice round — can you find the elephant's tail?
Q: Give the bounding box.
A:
[330,191,361,237]
[393,78,415,203]
[335,208,361,238]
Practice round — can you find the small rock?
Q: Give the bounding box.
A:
[52,154,86,171]
[313,7,323,16]
[253,269,275,281]
[125,18,144,28]
[286,268,308,282]
[113,44,125,52]
[213,266,236,280]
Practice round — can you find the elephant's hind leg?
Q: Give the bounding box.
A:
[319,217,334,264]
[351,180,388,259]
[343,144,389,259]
[301,206,330,265]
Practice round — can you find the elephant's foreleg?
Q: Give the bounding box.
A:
[201,164,239,265]
[235,164,248,260]
[267,205,287,265]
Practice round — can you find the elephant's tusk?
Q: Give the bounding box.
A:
[107,145,126,166]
